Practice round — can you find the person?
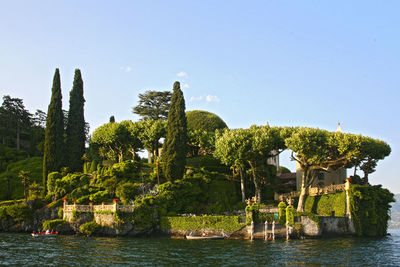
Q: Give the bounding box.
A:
[45,229,50,234]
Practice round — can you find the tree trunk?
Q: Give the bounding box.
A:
[297,170,309,212]
[239,167,245,202]
[249,161,261,203]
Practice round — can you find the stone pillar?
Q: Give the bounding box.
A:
[250,221,254,241]
[286,221,290,240]
[345,178,352,219]
[264,220,268,240]
[272,221,275,240]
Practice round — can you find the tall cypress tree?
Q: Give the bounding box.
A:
[66,69,86,172]
[43,68,64,193]
[162,81,187,181]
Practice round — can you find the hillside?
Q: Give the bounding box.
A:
[389,194,400,228]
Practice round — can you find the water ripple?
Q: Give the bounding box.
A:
[1,230,400,266]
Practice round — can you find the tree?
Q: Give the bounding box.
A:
[132,90,172,121]
[43,68,65,193]
[137,119,167,162]
[285,128,361,212]
[214,128,252,202]
[246,125,287,203]
[353,137,391,185]
[19,170,30,202]
[162,82,187,181]
[109,115,115,123]
[0,95,32,150]
[90,121,142,162]
[66,69,86,172]
[186,110,227,132]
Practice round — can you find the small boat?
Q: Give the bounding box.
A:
[31,231,58,238]
[185,232,229,240]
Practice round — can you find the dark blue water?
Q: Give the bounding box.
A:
[1,230,400,266]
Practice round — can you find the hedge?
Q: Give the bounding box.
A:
[160,215,246,232]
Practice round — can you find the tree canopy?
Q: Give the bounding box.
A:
[90,121,142,163]
[132,90,172,121]
[186,110,227,132]
[285,127,391,211]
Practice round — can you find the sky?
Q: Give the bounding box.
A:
[0,1,399,192]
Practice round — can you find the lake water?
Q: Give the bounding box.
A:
[1,230,400,266]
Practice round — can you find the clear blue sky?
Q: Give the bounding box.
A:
[1,1,399,192]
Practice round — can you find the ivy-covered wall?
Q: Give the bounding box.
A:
[304,191,346,217]
[350,185,394,237]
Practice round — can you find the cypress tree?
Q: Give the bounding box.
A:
[66,69,86,172]
[162,81,187,181]
[43,68,65,193]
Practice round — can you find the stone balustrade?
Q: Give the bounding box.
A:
[275,183,346,201]
[63,203,136,214]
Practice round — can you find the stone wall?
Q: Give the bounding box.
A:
[301,216,356,237]
[63,202,135,224]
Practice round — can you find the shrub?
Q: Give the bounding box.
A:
[2,203,32,223]
[160,215,245,232]
[111,161,140,180]
[278,201,287,224]
[245,202,260,224]
[116,183,140,204]
[80,221,101,236]
[43,219,67,230]
[90,190,109,203]
[286,204,294,226]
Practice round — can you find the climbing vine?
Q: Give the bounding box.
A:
[349,185,394,236]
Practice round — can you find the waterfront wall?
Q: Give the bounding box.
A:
[63,202,135,224]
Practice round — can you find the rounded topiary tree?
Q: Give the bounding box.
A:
[186,110,227,132]
[186,110,228,156]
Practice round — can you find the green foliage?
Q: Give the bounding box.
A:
[162,82,187,181]
[286,204,294,226]
[186,155,230,174]
[58,208,63,219]
[160,215,246,232]
[116,183,141,204]
[46,171,62,198]
[89,190,109,203]
[0,144,28,171]
[350,185,394,236]
[90,121,142,162]
[0,157,43,200]
[295,211,321,226]
[132,90,172,121]
[79,221,101,236]
[66,69,86,172]
[0,203,32,223]
[136,119,166,161]
[304,192,346,217]
[43,68,65,193]
[43,219,67,230]
[0,96,33,152]
[279,166,291,174]
[278,201,287,224]
[245,202,260,224]
[111,161,140,180]
[186,110,228,132]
